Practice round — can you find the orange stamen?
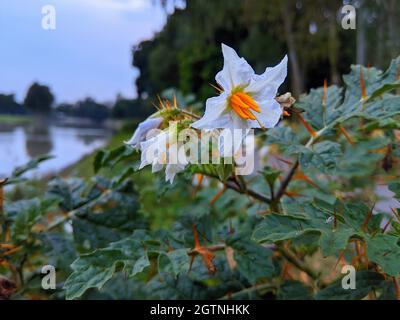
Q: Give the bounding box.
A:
[235,92,261,112]
[229,92,260,120]
[231,102,252,119]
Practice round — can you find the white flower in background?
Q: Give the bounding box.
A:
[191,44,287,130]
[125,117,163,150]
[139,124,188,183]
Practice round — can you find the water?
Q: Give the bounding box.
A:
[0,118,111,178]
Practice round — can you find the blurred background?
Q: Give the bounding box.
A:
[0,0,399,178]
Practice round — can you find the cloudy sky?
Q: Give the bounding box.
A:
[0,0,173,103]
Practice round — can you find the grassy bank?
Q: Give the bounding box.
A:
[60,130,131,179]
[0,114,31,124]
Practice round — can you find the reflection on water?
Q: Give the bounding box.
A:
[0,120,111,178]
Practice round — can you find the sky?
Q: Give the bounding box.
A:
[0,0,172,104]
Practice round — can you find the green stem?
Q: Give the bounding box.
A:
[278,246,319,280]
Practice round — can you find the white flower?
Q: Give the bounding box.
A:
[125,117,163,150]
[191,44,287,130]
[139,125,188,183]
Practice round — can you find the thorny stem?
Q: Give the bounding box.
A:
[45,189,112,231]
[273,130,322,204]
[274,159,299,202]
[187,244,225,256]
[225,179,271,204]
[278,246,319,281]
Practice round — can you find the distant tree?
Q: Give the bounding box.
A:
[24,83,55,114]
[112,97,152,119]
[55,103,75,116]
[75,98,110,122]
[0,94,25,115]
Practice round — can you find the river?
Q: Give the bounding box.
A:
[0,117,111,178]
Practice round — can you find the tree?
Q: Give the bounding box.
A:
[133,0,354,100]
[74,98,110,123]
[24,82,55,114]
[112,96,152,119]
[0,94,25,115]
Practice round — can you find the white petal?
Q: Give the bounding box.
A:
[139,131,165,169]
[232,112,250,130]
[218,128,250,157]
[125,117,163,150]
[191,94,228,129]
[165,163,186,183]
[152,163,164,173]
[215,44,254,92]
[246,55,288,101]
[248,99,282,129]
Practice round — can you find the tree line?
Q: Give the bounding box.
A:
[0,82,152,122]
[133,0,399,100]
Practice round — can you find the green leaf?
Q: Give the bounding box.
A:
[189,163,233,182]
[40,232,77,271]
[64,232,152,300]
[319,228,354,257]
[227,235,275,283]
[300,141,342,174]
[297,57,400,132]
[297,85,343,130]
[335,138,388,178]
[265,126,304,155]
[388,181,400,198]
[362,118,400,131]
[252,214,317,243]
[93,146,135,173]
[7,198,56,242]
[47,178,87,212]
[94,150,108,174]
[261,166,281,186]
[368,82,400,100]
[316,271,385,300]
[11,155,53,178]
[277,281,313,300]
[158,249,189,276]
[366,234,400,276]
[73,192,145,250]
